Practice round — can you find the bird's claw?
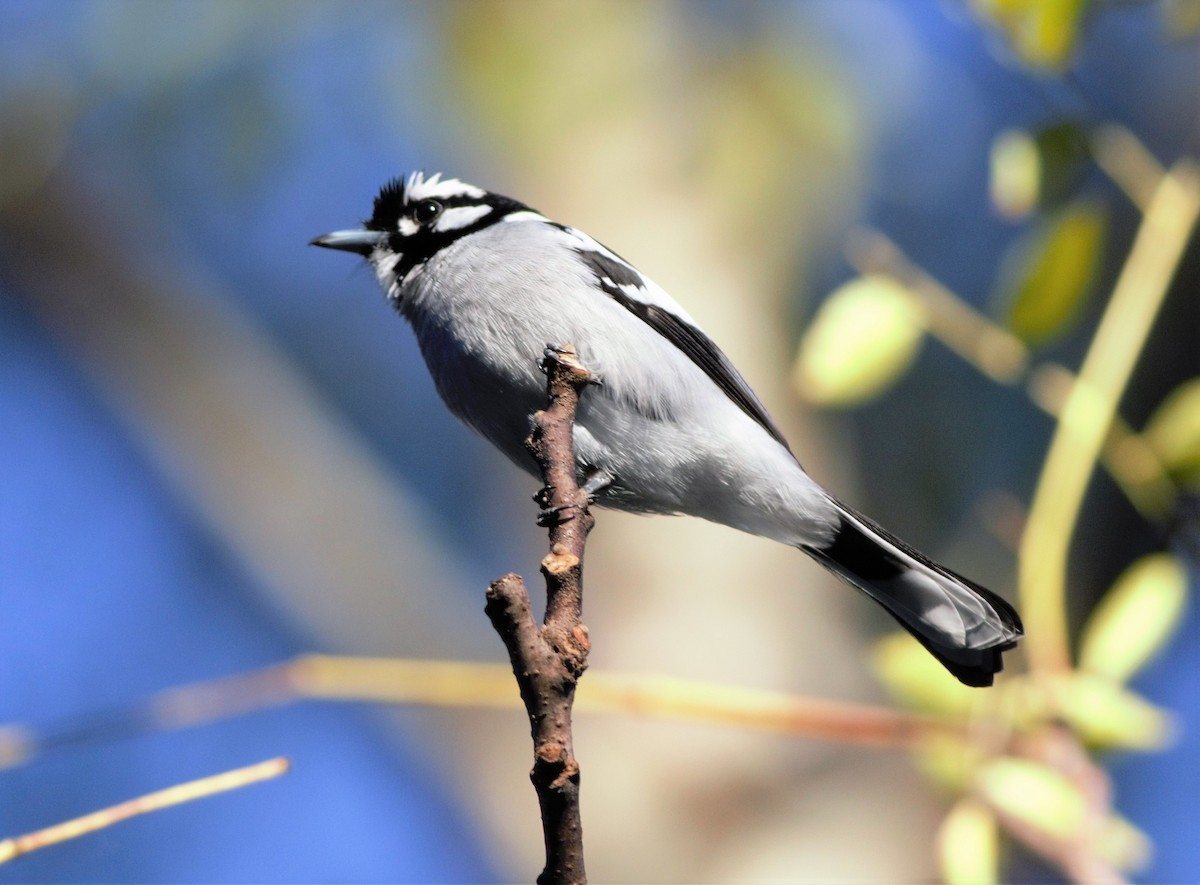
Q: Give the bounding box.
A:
[533,468,616,526]
[539,345,602,386]
[537,498,582,527]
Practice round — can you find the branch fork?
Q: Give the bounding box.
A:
[485,344,597,885]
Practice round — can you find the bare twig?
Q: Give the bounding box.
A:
[485,345,595,885]
[0,757,290,865]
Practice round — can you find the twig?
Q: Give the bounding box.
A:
[0,757,289,865]
[1018,159,1200,673]
[485,344,595,885]
[844,228,1030,384]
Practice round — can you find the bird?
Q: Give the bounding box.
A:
[311,172,1023,686]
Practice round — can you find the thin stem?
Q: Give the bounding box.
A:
[1027,365,1179,521]
[1089,125,1167,213]
[1018,160,1200,673]
[845,229,1030,385]
[0,758,289,864]
[0,657,956,776]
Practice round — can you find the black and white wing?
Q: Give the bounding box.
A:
[549,224,793,453]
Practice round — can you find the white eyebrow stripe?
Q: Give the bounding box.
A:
[406,172,486,202]
[502,210,552,224]
[433,204,491,232]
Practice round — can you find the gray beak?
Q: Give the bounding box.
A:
[309,229,387,256]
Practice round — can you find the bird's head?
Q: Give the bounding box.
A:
[311,172,534,295]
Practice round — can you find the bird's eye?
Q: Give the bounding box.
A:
[413,199,443,225]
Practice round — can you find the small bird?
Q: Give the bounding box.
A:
[312,172,1022,686]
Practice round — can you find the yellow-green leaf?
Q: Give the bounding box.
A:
[1163,0,1200,40]
[914,733,981,792]
[1096,814,1152,872]
[978,757,1086,840]
[1079,553,1188,683]
[871,632,976,718]
[1053,672,1175,750]
[990,123,1090,218]
[1144,378,1200,488]
[1000,199,1107,346]
[980,759,1152,869]
[938,799,999,885]
[793,275,927,407]
[970,0,1092,71]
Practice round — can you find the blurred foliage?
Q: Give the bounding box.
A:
[998,198,1108,346]
[1144,377,1200,489]
[970,0,1092,70]
[989,122,1091,219]
[797,3,1200,881]
[1162,0,1200,38]
[1053,671,1174,750]
[1078,552,1188,682]
[937,799,999,885]
[977,757,1148,871]
[977,757,1087,843]
[871,632,977,719]
[792,275,927,407]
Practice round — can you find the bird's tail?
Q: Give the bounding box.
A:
[801,498,1023,687]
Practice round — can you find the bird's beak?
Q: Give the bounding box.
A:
[309,229,387,256]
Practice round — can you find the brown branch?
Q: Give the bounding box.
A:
[485,344,595,885]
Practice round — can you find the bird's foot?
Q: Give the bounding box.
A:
[539,345,603,386]
[534,467,616,526]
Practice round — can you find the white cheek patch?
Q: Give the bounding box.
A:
[375,250,403,297]
[433,204,491,232]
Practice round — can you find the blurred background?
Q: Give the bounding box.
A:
[1,0,1197,881]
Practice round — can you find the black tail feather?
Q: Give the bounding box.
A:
[803,499,1023,687]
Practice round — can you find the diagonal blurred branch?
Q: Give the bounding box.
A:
[0,757,290,865]
[0,655,963,774]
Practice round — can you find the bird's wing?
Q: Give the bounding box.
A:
[550,224,792,453]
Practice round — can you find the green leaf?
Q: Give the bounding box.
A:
[1143,378,1200,488]
[1078,553,1188,682]
[999,199,1107,346]
[1054,672,1175,750]
[793,275,926,407]
[938,800,999,885]
[978,757,1086,840]
[990,123,1091,218]
[970,0,1093,71]
[871,632,976,717]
